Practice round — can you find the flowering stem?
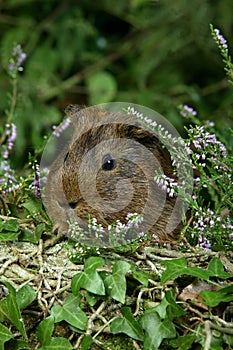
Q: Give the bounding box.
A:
[210,24,233,85]
[0,77,17,146]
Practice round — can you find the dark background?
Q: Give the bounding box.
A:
[0,0,232,167]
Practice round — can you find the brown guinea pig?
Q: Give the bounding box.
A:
[45,105,183,244]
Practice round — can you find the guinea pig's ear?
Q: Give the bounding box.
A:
[64,104,84,118]
[64,104,87,135]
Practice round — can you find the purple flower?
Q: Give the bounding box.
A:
[52,118,71,138]
[0,160,20,193]
[2,123,17,159]
[214,28,228,49]
[197,235,211,251]
[180,105,197,118]
[7,123,17,150]
[31,163,41,199]
[8,44,27,74]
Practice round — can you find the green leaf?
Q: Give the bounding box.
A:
[38,337,73,350]
[71,273,85,295]
[4,339,29,350]
[0,323,13,343]
[0,282,27,338]
[71,257,105,295]
[84,291,97,306]
[86,71,117,105]
[51,295,88,330]
[0,231,20,241]
[20,223,45,243]
[207,257,231,279]
[36,316,54,346]
[16,285,37,310]
[170,334,196,350]
[161,259,187,283]
[22,197,47,223]
[140,311,176,350]
[110,306,144,341]
[104,260,131,303]
[154,290,185,320]
[80,335,93,350]
[161,258,211,284]
[132,268,151,286]
[200,285,233,307]
[0,219,19,232]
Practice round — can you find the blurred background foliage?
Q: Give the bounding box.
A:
[0,0,233,168]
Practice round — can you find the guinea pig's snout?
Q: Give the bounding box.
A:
[68,201,78,209]
[57,200,78,210]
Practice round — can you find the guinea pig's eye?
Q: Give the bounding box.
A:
[102,154,116,171]
[64,152,69,163]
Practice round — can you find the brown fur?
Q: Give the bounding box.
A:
[46,106,182,242]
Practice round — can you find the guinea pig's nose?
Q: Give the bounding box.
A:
[68,201,78,209]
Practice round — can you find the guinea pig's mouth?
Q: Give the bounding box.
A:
[57,200,78,209]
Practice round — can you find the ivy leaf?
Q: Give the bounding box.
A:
[0,219,20,241]
[38,337,73,350]
[20,223,45,243]
[51,295,88,330]
[80,335,93,350]
[200,285,233,307]
[16,285,37,310]
[3,339,29,350]
[110,306,144,341]
[0,219,19,232]
[207,257,231,279]
[132,268,151,286]
[155,290,185,320]
[0,232,20,241]
[170,334,196,350]
[0,323,13,344]
[71,256,105,295]
[36,316,54,346]
[84,291,97,306]
[104,260,131,303]
[140,310,176,350]
[22,197,47,223]
[0,282,27,338]
[161,258,211,284]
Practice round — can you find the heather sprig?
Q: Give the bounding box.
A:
[67,213,144,249]
[0,44,27,196]
[29,161,41,199]
[126,106,193,202]
[126,105,232,251]
[179,106,232,250]
[52,117,71,138]
[210,24,233,86]
[8,44,27,79]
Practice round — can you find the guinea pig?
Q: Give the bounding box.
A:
[45,105,183,244]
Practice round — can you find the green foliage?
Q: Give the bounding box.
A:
[1,255,232,348]
[71,256,105,296]
[0,195,50,243]
[0,281,36,348]
[161,257,231,284]
[1,0,233,168]
[200,285,233,307]
[103,260,131,303]
[0,2,233,349]
[111,306,144,341]
[51,295,88,330]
